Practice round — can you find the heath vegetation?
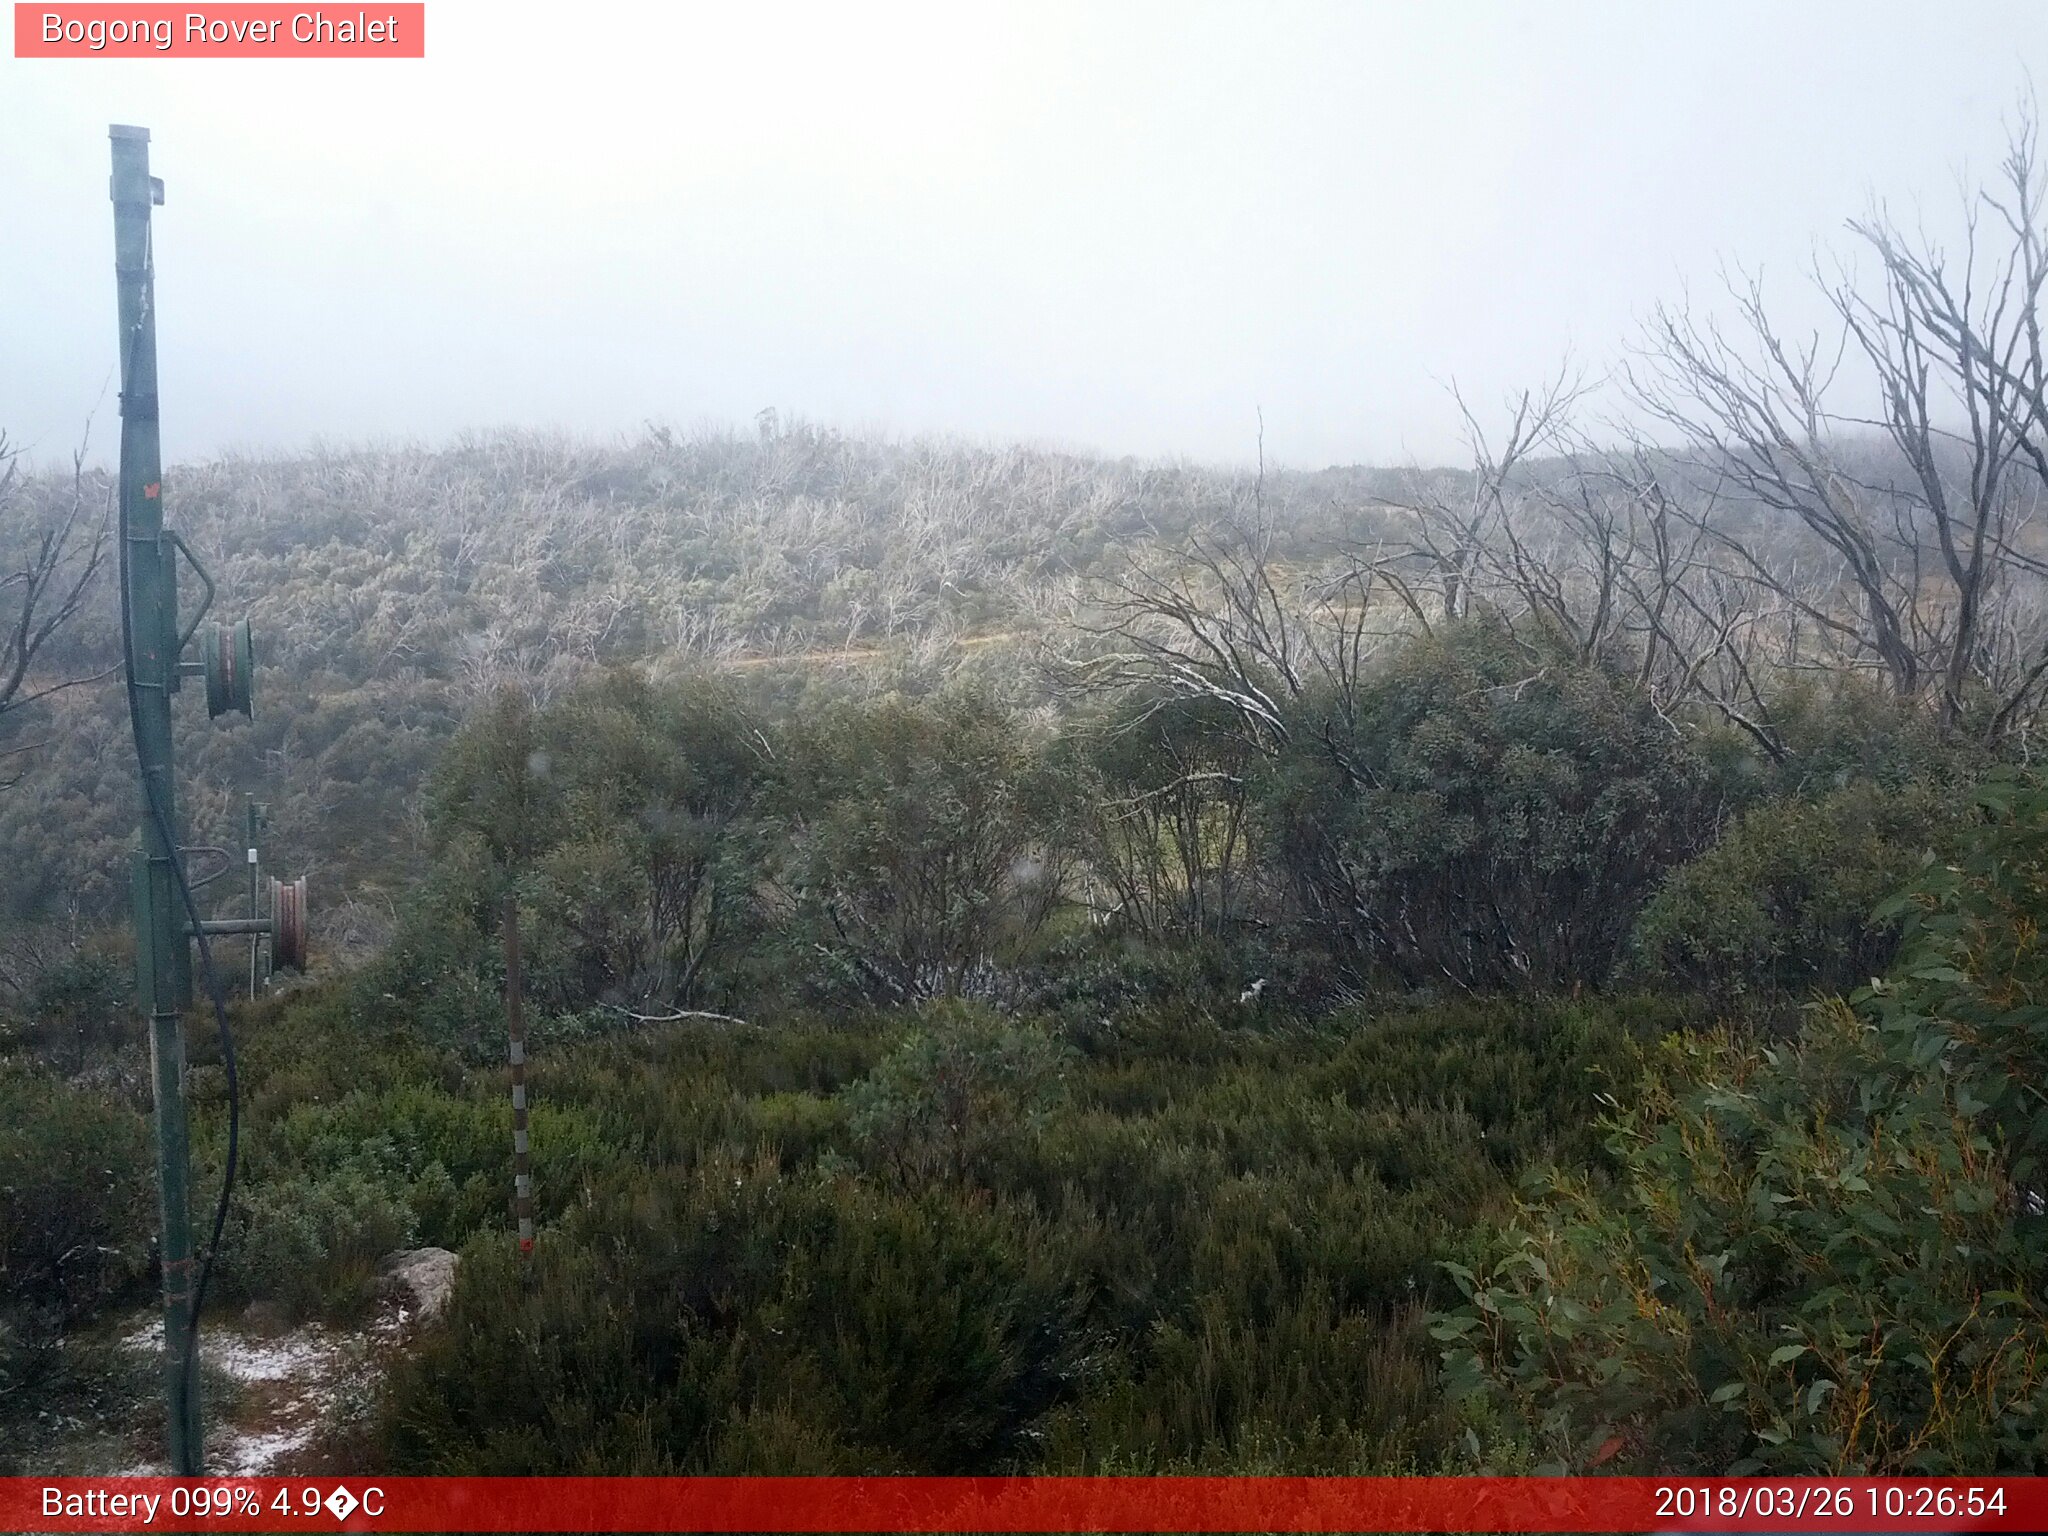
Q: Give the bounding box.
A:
[9,103,2048,1479]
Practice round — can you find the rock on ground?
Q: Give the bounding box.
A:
[377,1247,459,1324]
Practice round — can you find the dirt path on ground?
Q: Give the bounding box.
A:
[718,629,1024,669]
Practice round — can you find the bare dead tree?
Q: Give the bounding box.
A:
[1079,723,1255,941]
[1624,275,1932,693]
[1563,442,1798,759]
[1362,374,1800,757]
[1382,364,1589,625]
[1069,513,1308,750]
[0,433,113,784]
[1833,99,2048,737]
[1620,100,2048,743]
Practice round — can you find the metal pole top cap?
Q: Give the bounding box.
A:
[109,124,151,142]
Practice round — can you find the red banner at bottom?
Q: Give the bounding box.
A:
[5,1476,2041,1532]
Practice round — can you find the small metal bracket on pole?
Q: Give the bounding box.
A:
[245,800,264,999]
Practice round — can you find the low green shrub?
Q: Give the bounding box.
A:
[1628,782,1966,1001]
[381,1154,1094,1473]
[1436,773,2048,1474]
[217,1169,416,1320]
[10,948,132,1073]
[0,1063,151,1319]
[367,988,1656,1474]
[777,688,1067,1004]
[1435,1006,2048,1473]
[844,1004,1072,1183]
[1257,624,1727,991]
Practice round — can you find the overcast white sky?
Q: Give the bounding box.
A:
[2,1,2045,471]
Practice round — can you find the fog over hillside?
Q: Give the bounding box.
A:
[5,1,2046,469]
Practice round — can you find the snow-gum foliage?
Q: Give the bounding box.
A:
[1437,773,2048,1474]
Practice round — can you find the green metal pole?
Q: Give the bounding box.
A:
[111,123,203,1477]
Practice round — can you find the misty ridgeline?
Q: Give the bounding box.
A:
[12,112,2048,1479]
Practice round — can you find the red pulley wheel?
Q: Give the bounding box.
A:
[269,874,308,971]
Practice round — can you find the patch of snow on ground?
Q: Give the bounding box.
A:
[214,1425,319,1476]
[118,1312,367,1475]
[121,1317,344,1383]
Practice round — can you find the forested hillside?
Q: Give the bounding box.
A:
[0,423,1404,962]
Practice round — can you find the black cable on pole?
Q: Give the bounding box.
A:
[116,229,240,1444]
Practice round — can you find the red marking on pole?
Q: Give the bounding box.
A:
[143,482,160,498]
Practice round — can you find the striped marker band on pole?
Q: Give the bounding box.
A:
[504,892,534,1256]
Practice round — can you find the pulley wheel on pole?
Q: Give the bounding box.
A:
[269,875,308,970]
[203,618,254,718]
